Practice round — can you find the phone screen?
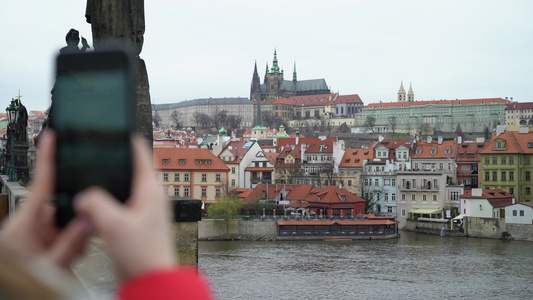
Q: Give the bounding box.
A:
[53,52,134,227]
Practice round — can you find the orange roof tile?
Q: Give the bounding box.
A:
[154,148,229,171]
[412,140,456,159]
[339,148,374,168]
[479,131,528,154]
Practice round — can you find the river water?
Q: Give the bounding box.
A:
[199,232,533,299]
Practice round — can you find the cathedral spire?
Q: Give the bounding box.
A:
[293,61,297,82]
[398,81,406,102]
[407,82,414,102]
[251,61,261,101]
[270,48,280,73]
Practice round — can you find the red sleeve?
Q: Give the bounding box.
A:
[117,267,214,300]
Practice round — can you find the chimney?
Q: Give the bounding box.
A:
[496,125,507,136]
[301,143,307,162]
[472,188,482,197]
[458,136,462,144]
[296,129,300,145]
[438,136,443,145]
[512,198,516,204]
[476,137,485,143]
[427,136,432,144]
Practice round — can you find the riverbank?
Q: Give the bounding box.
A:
[198,219,399,241]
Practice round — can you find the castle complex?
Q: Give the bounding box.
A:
[250,50,331,101]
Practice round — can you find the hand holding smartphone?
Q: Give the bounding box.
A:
[53,50,135,227]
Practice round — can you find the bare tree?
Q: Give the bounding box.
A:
[363,116,376,133]
[337,122,350,133]
[388,116,397,134]
[153,110,162,128]
[193,112,202,127]
[418,122,432,135]
[170,110,182,129]
[226,114,242,130]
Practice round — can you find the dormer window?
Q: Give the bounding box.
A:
[445,149,451,155]
[416,149,421,155]
[179,159,186,165]
[431,149,437,155]
[205,160,211,165]
[162,159,169,165]
[196,159,202,165]
[340,195,346,201]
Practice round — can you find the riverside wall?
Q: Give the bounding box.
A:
[199,219,279,240]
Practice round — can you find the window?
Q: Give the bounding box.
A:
[231,167,236,174]
[162,159,169,165]
[527,171,531,181]
[439,163,443,170]
[384,179,390,186]
[423,194,427,201]
[485,157,490,164]
[388,206,393,213]
[411,194,416,201]
[174,173,180,182]
[370,193,374,200]
[510,157,515,164]
[375,179,379,186]
[492,171,497,181]
[450,191,459,201]
[216,174,221,182]
[433,194,437,201]
[392,193,396,201]
[163,173,168,182]
[174,188,179,196]
[163,187,168,195]
[510,172,515,181]
[216,189,221,197]
[205,160,211,165]
[202,188,207,197]
[196,159,202,165]
[385,193,389,201]
[179,159,186,165]
[231,179,236,186]
[501,171,506,181]
[527,187,531,195]
[184,188,189,197]
[392,179,396,186]
[510,187,515,194]
[485,172,490,181]
[202,174,207,182]
[348,180,352,186]
[401,194,406,200]
[340,195,346,201]
[513,210,517,216]
[520,210,525,216]
[501,157,506,165]
[401,209,406,217]
[492,157,497,165]
[526,157,531,165]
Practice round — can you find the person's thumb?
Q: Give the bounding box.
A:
[74,187,124,235]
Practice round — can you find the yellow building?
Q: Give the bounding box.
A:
[154,148,229,205]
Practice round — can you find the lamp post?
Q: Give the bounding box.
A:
[6,99,19,182]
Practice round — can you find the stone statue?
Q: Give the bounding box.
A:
[15,99,28,143]
[85,0,145,56]
[85,0,152,143]
[59,29,90,54]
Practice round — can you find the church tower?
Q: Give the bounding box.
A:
[398,81,406,102]
[250,61,261,101]
[265,49,284,100]
[407,82,414,102]
[293,62,297,82]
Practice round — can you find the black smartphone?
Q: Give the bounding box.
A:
[53,50,135,227]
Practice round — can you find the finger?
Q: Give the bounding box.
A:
[25,131,56,214]
[130,137,163,208]
[74,187,124,235]
[45,218,92,268]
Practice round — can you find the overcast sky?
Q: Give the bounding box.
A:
[1,0,532,111]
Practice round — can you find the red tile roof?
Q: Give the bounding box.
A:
[412,140,456,159]
[339,148,374,168]
[456,142,489,162]
[480,131,533,154]
[505,102,533,110]
[277,137,336,152]
[365,98,509,109]
[154,148,229,171]
[219,140,256,164]
[460,189,514,208]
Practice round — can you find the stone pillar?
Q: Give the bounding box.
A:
[172,199,202,265]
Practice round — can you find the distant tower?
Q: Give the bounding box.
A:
[398,81,406,102]
[264,49,284,100]
[293,61,297,82]
[407,82,414,102]
[250,61,261,101]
